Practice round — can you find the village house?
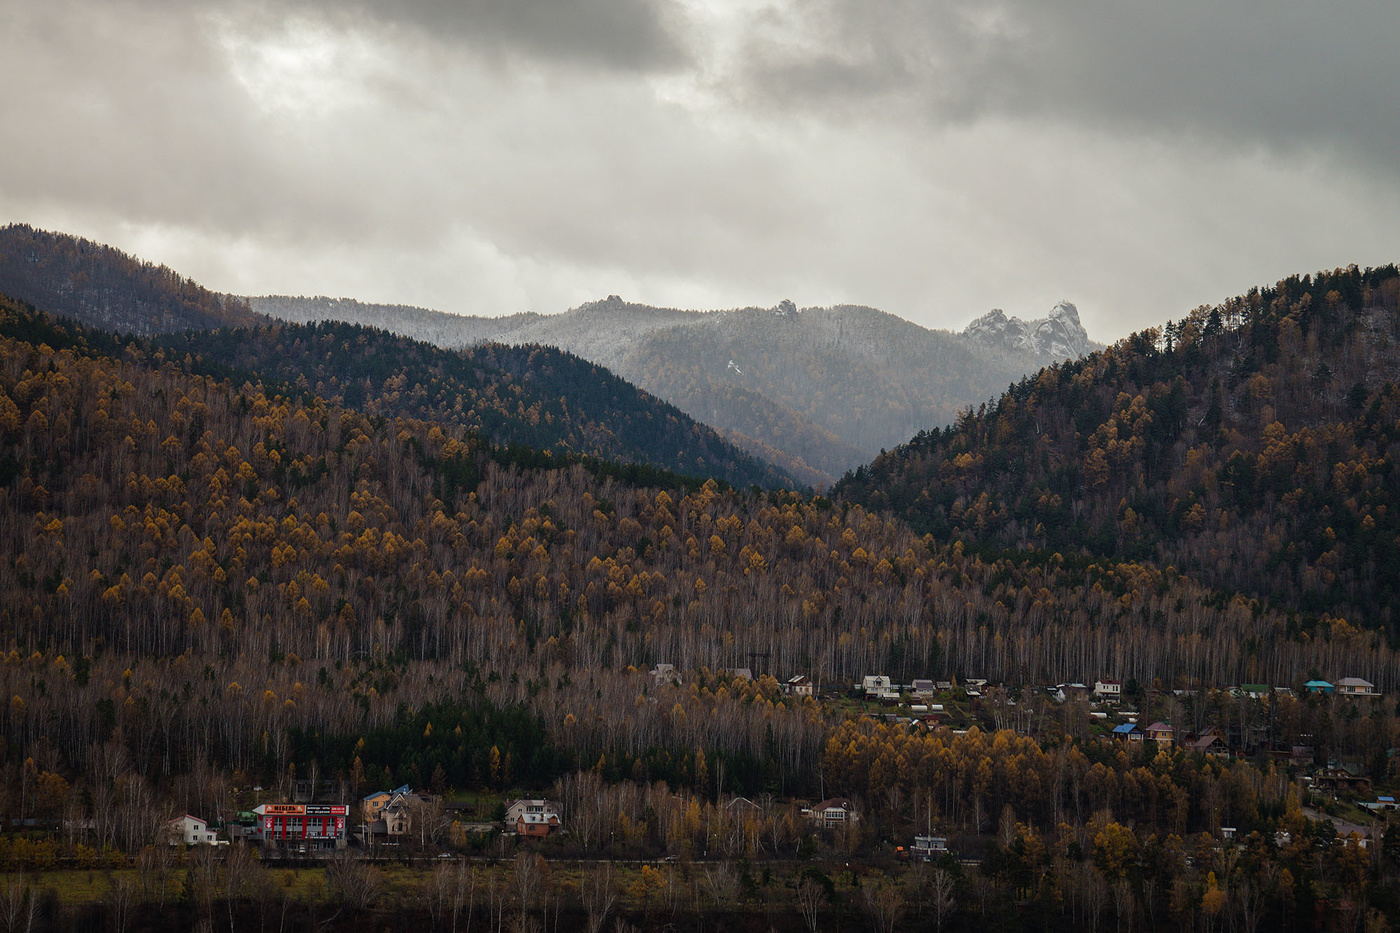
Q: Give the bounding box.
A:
[910,679,936,700]
[808,798,858,830]
[1145,722,1175,749]
[1112,723,1142,743]
[1093,680,1122,701]
[517,810,561,838]
[784,675,814,697]
[1336,677,1381,698]
[1304,680,1334,695]
[361,784,412,825]
[506,799,562,827]
[862,675,896,702]
[909,835,948,860]
[1314,766,1372,795]
[1187,728,1229,757]
[368,787,440,840]
[165,815,220,846]
[1053,683,1090,703]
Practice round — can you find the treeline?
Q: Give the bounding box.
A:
[839,264,1400,636]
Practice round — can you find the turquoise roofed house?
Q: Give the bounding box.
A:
[1304,680,1334,694]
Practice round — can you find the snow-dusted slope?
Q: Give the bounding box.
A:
[961,301,1091,359]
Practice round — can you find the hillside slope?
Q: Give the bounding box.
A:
[0,229,792,488]
[0,224,264,334]
[150,321,800,491]
[837,265,1400,633]
[0,290,1391,695]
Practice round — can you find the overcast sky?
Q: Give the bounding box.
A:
[3,0,1397,340]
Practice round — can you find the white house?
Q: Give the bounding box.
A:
[910,835,948,860]
[862,675,892,699]
[167,815,219,846]
[1093,680,1122,700]
[506,799,561,826]
[808,798,857,830]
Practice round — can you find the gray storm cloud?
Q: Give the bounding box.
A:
[0,0,1397,338]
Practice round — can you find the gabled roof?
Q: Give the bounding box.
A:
[1336,677,1375,687]
[813,797,854,812]
[1304,680,1334,687]
[1112,723,1140,734]
[1146,721,1173,733]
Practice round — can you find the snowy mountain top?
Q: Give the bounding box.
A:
[962,301,1090,359]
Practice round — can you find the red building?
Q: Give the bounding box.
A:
[254,803,348,850]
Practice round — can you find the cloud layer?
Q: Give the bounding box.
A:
[2,0,1397,338]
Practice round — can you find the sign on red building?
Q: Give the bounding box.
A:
[253,803,349,849]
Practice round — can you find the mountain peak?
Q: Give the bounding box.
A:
[963,301,1089,359]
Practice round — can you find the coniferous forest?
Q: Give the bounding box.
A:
[1,229,1400,930]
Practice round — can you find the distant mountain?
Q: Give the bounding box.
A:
[962,301,1091,359]
[253,294,1098,485]
[837,264,1400,633]
[249,294,539,347]
[0,224,264,334]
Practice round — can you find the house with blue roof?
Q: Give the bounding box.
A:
[1112,722,1142,743]
[1304,680,1334,695]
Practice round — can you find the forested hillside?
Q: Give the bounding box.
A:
[838,265,1400,635]
[3,282,1400,931]
[1,292,1393,708]
[150,321,794,490]
[0,230,792,487]
[0,224,265,335]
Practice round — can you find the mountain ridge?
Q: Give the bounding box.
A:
[251,293,1101,484]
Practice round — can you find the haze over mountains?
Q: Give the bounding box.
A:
[252,293,1096,485]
